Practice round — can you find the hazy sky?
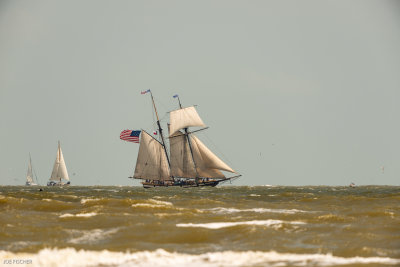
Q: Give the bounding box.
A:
[1,0,399,186]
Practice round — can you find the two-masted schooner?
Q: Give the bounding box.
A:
[25,154,38,186]
[47,141,70,186]
[129,91,241,188]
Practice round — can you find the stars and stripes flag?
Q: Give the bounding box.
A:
[141,89,151,94]
[120,130,141,143]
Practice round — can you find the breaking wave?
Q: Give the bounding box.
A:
[1,248,399,267]
[206,207,310,214]
[176,219,305,229]
[66,228,120,244]
[59,212,99,218]
[131,199,174,208]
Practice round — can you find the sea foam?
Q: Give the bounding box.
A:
[1,248,399,267]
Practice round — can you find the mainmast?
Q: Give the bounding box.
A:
[174,95,200,183]
[148,90,171,168]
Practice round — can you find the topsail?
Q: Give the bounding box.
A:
[169,106,205,136]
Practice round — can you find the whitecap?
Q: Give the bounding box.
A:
[1,248,398,267]
[131,199,173,208]
[206,207,309,214]
[176,219,305,229]
[59,212,98,218]
[80,198,100,204]
[67,228,119,244]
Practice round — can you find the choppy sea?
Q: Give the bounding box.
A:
[0,185,399,267]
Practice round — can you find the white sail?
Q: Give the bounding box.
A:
[190,134,236,174]
[26,155,34,183]
[169,130,197,178]
[50,142,70,181]
[169,131,235,178]
[169,106,206,136]
[134,131,171,181]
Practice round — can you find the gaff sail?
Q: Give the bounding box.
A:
[134,131,171,181]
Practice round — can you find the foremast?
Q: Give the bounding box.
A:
[133,90,172,183]
[149,91,170,168]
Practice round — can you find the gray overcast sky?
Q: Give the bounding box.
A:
[1,0,399,186]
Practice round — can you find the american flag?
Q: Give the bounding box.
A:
[120,130,141,143]
[141,89,150,94]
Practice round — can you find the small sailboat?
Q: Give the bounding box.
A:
[47,141,70,186]
[25,154,38,186]
[129,91,241,188]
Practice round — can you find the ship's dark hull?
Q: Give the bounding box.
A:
[133,175,241,189]
[141,180,219,188]
[47,181,71,186]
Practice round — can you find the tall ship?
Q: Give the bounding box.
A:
[25,153,38,186]
[47,141,70,186]
[127,90,241,188]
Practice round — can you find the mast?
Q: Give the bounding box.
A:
[149,90,171,168]
[58,141,61,183]
[174,95,200,183]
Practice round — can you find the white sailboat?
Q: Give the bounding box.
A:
[47,141,70,186]
[25,154,38,186]
[130,91,241,188]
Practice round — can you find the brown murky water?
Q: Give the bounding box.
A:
[0,185,399,266]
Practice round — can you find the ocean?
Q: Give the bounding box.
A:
[0,185,399,267]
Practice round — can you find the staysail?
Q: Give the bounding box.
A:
[169,106,205,136]
[50,142,69,181]
[190,134,236,174]
[134,131,171,181]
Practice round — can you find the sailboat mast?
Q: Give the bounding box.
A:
[58,141,61,162]
[149,91,171,167]
[29,153,32,174]
[175,95,200,182]
[58,141,61,181]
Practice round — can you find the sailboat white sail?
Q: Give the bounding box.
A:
[25,154,38,186]
[47,141,70,186]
